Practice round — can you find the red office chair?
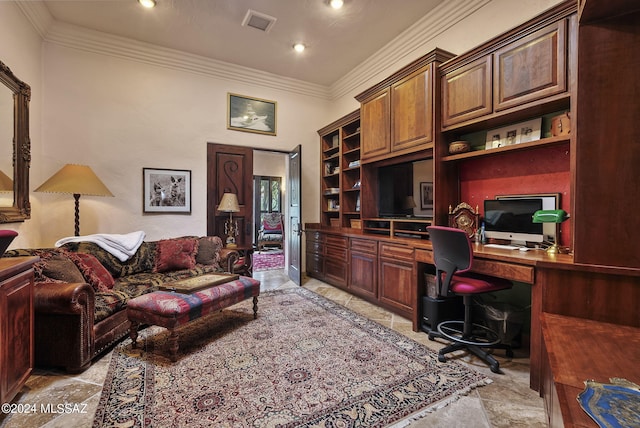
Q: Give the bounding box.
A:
[426,226,513,373]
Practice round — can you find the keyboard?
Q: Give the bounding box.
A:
[484,243,520,250]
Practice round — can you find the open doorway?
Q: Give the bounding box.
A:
[253,150,287,274]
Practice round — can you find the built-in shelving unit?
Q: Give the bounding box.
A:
[363,218,431,239]
[318,110,361,229]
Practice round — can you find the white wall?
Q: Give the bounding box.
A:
[0,2,44,249]
[2,0,564,249]
[35,43,328,245]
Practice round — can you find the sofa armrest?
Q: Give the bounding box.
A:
[34,282,95,316]
[219,248,239,273]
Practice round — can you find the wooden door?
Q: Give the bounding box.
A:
[287,145,302,285]
[207,144,254,247]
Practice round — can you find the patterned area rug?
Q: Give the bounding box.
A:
[93,288,490,427]
[253,250,285,271]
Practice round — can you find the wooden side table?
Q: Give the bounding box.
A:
[231,245,255,277]
[0,256,38,404]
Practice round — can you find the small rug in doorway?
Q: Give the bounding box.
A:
[253,250,284,271]
[93,288,491,427]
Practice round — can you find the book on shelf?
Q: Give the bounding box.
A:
[348,160,361,168]
[324,187,339,195]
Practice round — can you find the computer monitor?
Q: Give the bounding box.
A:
[484,197,545,245]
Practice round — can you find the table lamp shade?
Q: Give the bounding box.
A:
[0,169,13,192]
[35,164,114,196]
[218,193,240,212]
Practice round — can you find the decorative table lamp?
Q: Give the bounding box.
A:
[35,164,114,236]
[532,209,569,254]
[218,193,240,248]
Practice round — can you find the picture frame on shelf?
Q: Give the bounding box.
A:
[485,117,542,148]
[516,117,542,143]
[143,168,191,213]
[420,182,433,210]
[486,124,519,148]
[227,93,277,136]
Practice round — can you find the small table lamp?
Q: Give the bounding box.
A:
[218,193,240,248]
[532,209,569,255]
[35,164,114,236]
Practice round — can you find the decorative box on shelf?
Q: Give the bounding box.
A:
[330,218,340,227]
[350,219,362,229]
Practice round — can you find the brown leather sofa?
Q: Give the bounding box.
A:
[5,235,238,373]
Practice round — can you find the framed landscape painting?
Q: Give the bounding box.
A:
[227,93,277,136]
[143,168,191,213]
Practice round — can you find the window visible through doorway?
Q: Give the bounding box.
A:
[254,176,282,242]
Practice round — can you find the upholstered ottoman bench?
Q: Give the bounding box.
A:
[127,275,260,361]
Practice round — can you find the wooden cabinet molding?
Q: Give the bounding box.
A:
[356,48,454,163]
[440,1,576,130]
[1,257,37,404]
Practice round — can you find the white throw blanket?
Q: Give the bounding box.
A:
[55,231,146,262]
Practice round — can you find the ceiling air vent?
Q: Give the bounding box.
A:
[242,9,277,33]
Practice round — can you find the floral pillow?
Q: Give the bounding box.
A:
[67,252,115,292]
[154,237,199,273]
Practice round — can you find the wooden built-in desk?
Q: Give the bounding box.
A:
[540,313,640,427]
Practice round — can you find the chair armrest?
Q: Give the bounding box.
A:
[219,248,239,273]
[34,282,95,315]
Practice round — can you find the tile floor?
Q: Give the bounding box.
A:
[0,269,547,427]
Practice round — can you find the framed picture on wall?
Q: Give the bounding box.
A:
[420,182,434,210]
[227,93,277,136]
[143,168,191,213]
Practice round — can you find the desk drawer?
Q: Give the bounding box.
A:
[380,243,414,261]
[473,259,534,284]
[325,235,348,248]
[350,238,377,254]
[325,245,347,259]
[306,231,324,243]
[306,240,324,254]
[414,248,434,264]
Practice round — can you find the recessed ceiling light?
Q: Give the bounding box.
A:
[293,43,306,53]
[138,0,156,9]
[330,0,344,9]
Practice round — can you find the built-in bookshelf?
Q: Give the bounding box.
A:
[318,110,361,228]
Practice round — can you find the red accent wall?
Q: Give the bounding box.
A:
[459,143,571,246]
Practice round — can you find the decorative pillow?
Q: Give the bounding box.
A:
[196,236,223,266]
[154,237,199,273]
[62,241,156,278]
[67,252,115,292]
[262,215,282,232]
[41,254,86,284]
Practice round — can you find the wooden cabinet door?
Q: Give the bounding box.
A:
[442,56,492,128]
[391,64,433,151]
[0,268,33,404]
[494,20,567,111]
[378,259,414,317]
[349,238,378,300]
[360,89,390,160]
[378,243,415,317]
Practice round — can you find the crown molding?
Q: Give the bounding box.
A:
[329,0,490,100]
[14,0,54,39]
[16,0,490,102]
[44,22,331,100]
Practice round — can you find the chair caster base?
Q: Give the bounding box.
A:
[438,354,447,363]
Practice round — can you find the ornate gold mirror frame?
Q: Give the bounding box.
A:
[0,60,31,223]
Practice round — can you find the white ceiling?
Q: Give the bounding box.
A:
[39,0,446,87]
